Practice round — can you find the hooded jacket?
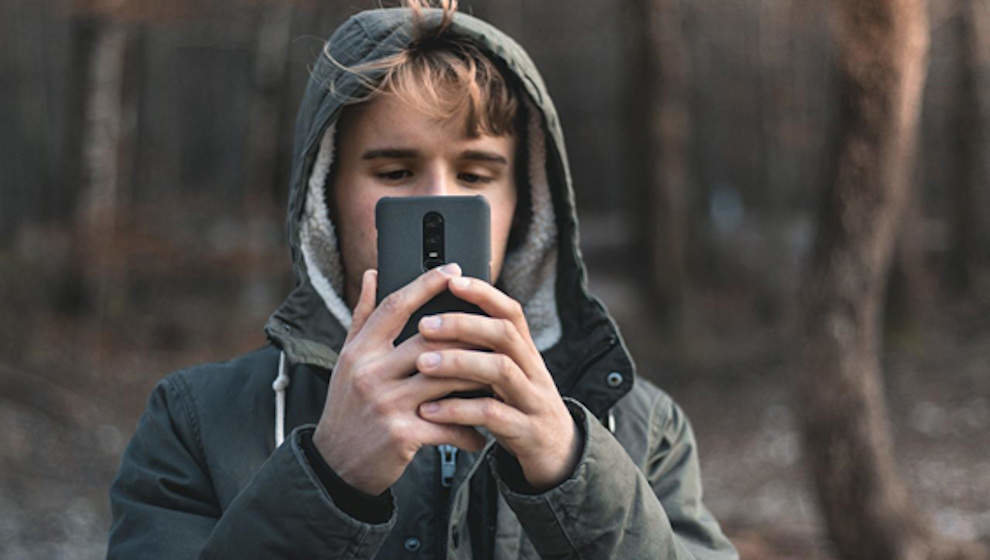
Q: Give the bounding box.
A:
[108,7,737,560]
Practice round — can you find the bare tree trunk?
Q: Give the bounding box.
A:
[971,0,990,269]
[61,16,101,228]
[755,0,783,212]
[947,0,986,294]
[244,2,293,212]
[886,188,935,333]
[632,0,690,331]
[796,0,943,558]
[77,18,129,233]
[64,14,135,318]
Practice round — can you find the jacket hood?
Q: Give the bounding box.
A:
[264,7,634,419]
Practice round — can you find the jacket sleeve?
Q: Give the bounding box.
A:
[107,376,395,559]
[490,395,737,559]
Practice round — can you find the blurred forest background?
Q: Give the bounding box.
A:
[1,0,988,558]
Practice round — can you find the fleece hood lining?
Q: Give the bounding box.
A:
[298,97,562,351]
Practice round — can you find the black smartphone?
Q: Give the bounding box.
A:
[376,195,491,345]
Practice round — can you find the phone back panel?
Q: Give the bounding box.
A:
[376,196,491,344]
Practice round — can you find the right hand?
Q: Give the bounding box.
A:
[312,264,488,495]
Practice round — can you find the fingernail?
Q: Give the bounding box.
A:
[421,402,440,414]
[419,352,441,368]
[421,316,442,330]
[439,263,461,276]
[451,277,470,289]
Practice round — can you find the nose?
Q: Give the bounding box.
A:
[419,163,454,196]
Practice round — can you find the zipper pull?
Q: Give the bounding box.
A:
[438,444,458,488]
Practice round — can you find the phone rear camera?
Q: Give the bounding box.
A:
[424,212,443,227]
[422,211,445,269]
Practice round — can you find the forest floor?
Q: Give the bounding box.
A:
[1,213,988,559]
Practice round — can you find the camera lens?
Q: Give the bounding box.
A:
[422,211,444,269]
[424,212,443,227]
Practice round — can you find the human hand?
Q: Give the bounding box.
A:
[414,277,580,491]
[312,265,488,495]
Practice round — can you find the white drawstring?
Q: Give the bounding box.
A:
[273,351,290,447]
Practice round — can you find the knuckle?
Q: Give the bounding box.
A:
[500,318,518,343]
[446,350,463,370]
[335,352,355,373]
[481,399,500,421]
[497,354,515,380]
[371,393,393,416]
[399,445,416,464]
[385,419,409,446]
[381,290,406,314]
[508,299,524,318]
[353,372,377,398]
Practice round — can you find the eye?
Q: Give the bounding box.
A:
[377,169,412,182]
[458,172,493,185]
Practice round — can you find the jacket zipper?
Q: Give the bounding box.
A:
[437,444,458,558]
[439,444,458,488]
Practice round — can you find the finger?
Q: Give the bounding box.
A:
[395,373,491,404]
[362,263,462,344]
[416,349,534,407]
[447,276,531,338]
[417,420,487,452]
[370,334,477,381]
[345,269,377,344]
[419,397,527,441]
[418,312,541,376]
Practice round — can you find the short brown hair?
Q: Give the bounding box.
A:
[329,0,520,138]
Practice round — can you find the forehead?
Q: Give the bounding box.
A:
[337,94,515,155]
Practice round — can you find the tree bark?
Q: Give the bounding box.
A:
[244,1,294,211]
[946,0,986,294]
[886,187,935,333]
[63,13,136,317]
[796,0,940,558]
[631,0,690,331]
[77,18,130,234]
[60,15,102,228]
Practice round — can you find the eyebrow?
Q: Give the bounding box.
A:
[362,148,418,160]
[361,148,508,165]
[461,150,508,165]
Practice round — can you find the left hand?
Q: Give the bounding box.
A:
[415,275,580,491]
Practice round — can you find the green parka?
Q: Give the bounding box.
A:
[108,7,738,559]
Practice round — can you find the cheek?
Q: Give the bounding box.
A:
[491,203,514,247]
[334,188,381,266]
[486,188,518,277]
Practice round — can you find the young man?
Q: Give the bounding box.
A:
[108,2,737,558]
